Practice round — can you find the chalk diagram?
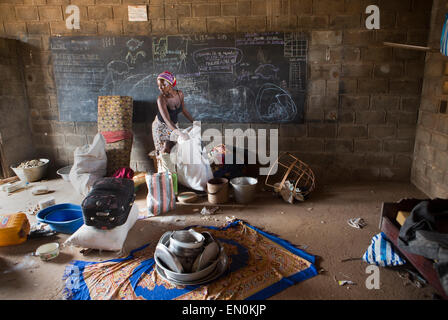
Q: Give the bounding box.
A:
[152,36,189,73]
[255,83,297,123]
[192,47,243,74]
[125,38,146,65]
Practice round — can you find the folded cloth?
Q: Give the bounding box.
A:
[101,130,133,144]
[112,167,134,180]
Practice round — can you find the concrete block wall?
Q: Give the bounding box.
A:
[411,0,448,198]
[0,38,36,178]
[0,0,433,183]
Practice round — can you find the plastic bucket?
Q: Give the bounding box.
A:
[207,178,229,204]
[230,177,258,204]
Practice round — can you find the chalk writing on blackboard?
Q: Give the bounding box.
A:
[50,33,308,123]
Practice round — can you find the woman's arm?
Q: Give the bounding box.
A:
[157,96,178,131]
[179,91,194,123]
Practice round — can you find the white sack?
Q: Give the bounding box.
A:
[171,124,213,192]
[69,133,107,197]
[64,204,139,252]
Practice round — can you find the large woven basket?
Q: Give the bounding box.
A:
[265,152,315,198]
[97,96,133,176]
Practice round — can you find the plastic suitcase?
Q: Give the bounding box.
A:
[81,177,136,230]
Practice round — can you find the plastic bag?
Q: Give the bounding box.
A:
[171,124,213,192]
[69,133,107,197]
[64,204,139,252]
[363,232,406,267]
[145,172,176,216]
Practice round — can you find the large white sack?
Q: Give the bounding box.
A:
[64,204,139,252]
[171,125,213,192]
[69,133,107,197]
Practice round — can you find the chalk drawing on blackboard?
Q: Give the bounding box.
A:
[284,33,307,58]
[126,38,146,64]
[192,47,243,74]
[101,60,131,94]
[225,86,256,122]
[255,83,297,123]
[289,61,305,92]
[254,64,280,81]
[102,37,116,48]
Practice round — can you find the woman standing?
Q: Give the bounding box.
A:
[152,71,194,155]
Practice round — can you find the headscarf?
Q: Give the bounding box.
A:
[157,71,176,87]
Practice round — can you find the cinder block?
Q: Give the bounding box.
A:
[0,5,16,22]
[269,16,298,31]
[291,0,312,14]
[4,22,27,37]
[353,168,381,181]
[26,22,50,35]
[375,30,407,43]
[390,80,421,94]
[309,95,338,110]
[15,6,39,21]
[308,123,337,138]
[299,16,329,29]
[88,6,113,20]
[338,125,368,138]
[387,111,418,125]
[361,47,393,62]
[370,95,400,110]
[342,63,372,78]
[357,79,388,94]
[222,3,238,16]
[338,79,357,94]
[65,134,87,147]
[179,18,206,33]
[415,128,431,144]
[165,4,191,19]
[236,16,266,32]
[401,96,421,112]
[384,139,413,153]
[340,95,370,111]
[278,124,306,138]
[312,31,342,46]
[356,111,386,124]
[325,139,353,153]
[354,140,381,153]
[193,4,221,17]
[329,15,361,29]
[396,126,416,140]
[38,6,63,21]
[380,168,411,182]
[397,13,430,29]
[123,21,151,35]
[374,63,404,78]
[207,17,235,33]
[313,0,344,14]
[394,154,413,167]
[343,30,373,46]
[98,21,123,34]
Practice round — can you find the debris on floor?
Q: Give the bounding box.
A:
[200,206,220,216]
[3,255,39,274]
[338,280,356,286]
[398,269,427,288]
[347,218,367,229]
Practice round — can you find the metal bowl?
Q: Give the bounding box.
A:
[11,158,49,183]
[168,229,205,257]
[154,242,225,282]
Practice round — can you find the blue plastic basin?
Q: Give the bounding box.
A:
[36,203,84,234]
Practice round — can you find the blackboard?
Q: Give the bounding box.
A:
[50,32,308,123]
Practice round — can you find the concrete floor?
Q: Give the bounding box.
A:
[0,177,439,300]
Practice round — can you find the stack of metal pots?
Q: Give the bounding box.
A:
[154,228,228,286]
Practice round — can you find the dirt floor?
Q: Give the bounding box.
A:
[0,177,440,300]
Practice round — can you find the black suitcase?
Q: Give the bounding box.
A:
[81,177,136,230]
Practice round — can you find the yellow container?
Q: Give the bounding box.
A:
[0,212,30,246]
